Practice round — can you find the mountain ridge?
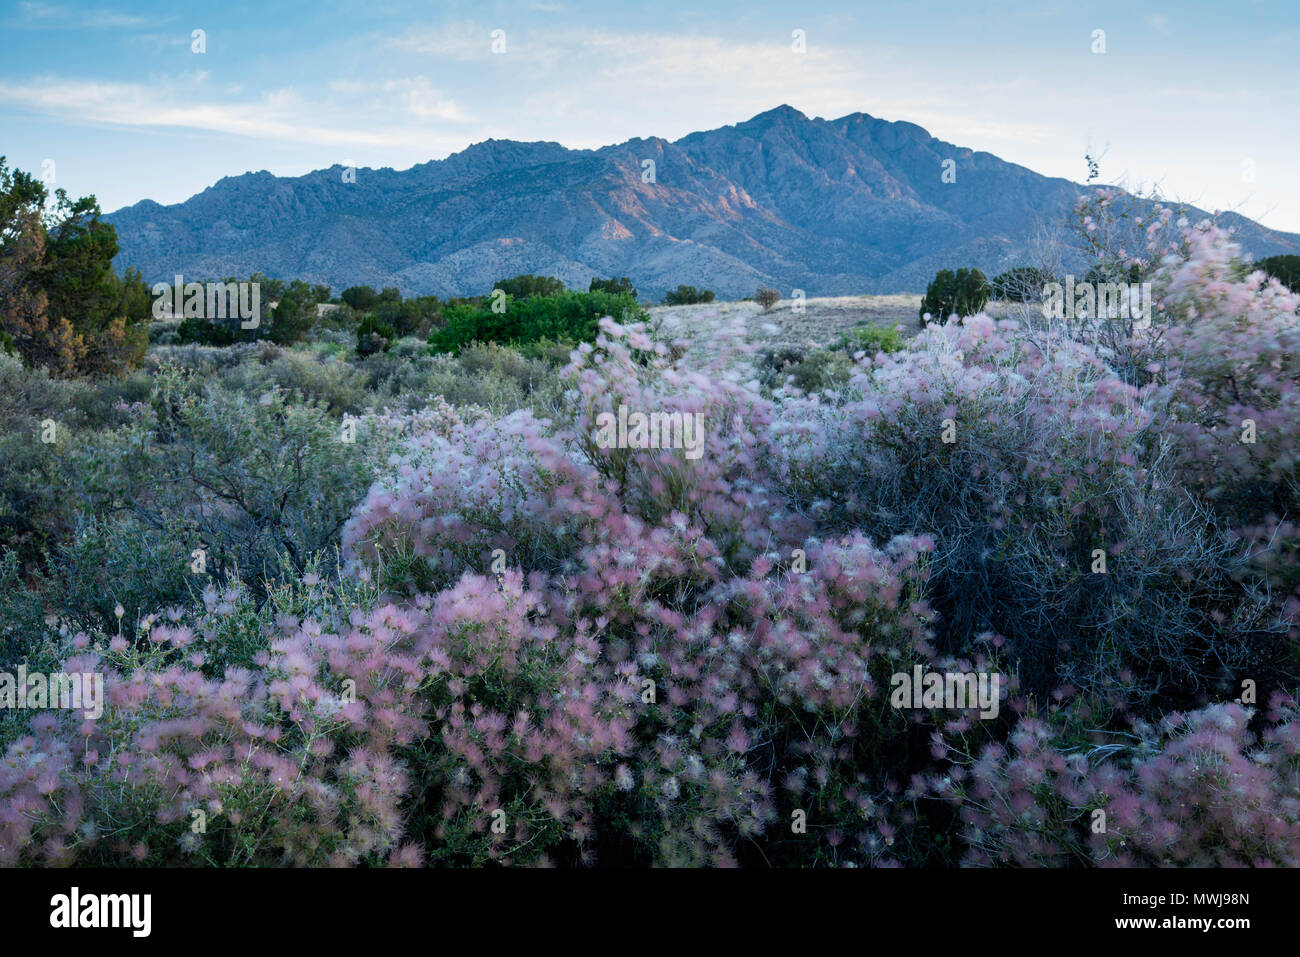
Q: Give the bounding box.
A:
[105,105,1300,298]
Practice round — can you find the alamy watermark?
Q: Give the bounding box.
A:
[0,666,103,720]
[594,403,705,460]
[151,275,260,328]
[890,665,1001,719]
[1042,276,1151,321]
[50,887,150,937]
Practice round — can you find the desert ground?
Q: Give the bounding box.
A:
[646,294,1029,359]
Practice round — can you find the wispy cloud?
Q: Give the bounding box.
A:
[0,76,468,150]
[10,1,164,29]
[389,20,497,60]
[328,77,467,122]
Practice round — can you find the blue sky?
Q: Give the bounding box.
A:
[2,0,1297,231]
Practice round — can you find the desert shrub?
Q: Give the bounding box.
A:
[364,352,529,414]
[176,315,235,346]
[39,513,196,639]
[306,325,354,350]
[349,318,810,591]
[755,287,780,311]
[774,314,1281,702]
[931,695,1300,867]
[70,365,404,599]
[389,336,430,359]
[0,353,94,564]
[220,349,369,414]
[1134,222,1300,647]
[0,572,422,866]
[356,315,396,357]
[990,267,1051,303]
[1151,223,1300,522]
[516,337,578,366]
[834,324,907,357]
[0,529,946,868]
[919,268,989,325]
[662,285,715,305]
[147,321,179,344]
[339,321,954,863]
[755,346,855,395]
[0,549,59,675]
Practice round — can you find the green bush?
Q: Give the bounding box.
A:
[835,324,907,355]
[356,315,396,357]
[516,337,578,366]
[341,285,381,311]
[1255,254,1300,293]
[493,274,566,299]
[176,315,235,346]
[662,284,715,305]
[756,345,855,394]
[427,290,646,354]
[75,365,399,598]
[589,276,637,298]
[919,267,990,324]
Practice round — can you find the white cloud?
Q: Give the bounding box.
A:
[12,1,161,29]
[0,76,467,150]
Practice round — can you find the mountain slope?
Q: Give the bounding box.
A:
[105,106,1300,298]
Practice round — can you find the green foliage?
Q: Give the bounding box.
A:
[515,336,578,366]
[589,276,637,298]
[427,290,646,354]
[0,156,148,375]
[46,364,401,621]
[223,346,370,414]
[756,345,855,394]
[1255,254,1300,293]
[117,266,153,323]
[356,314,396,356]
[493,274,566,299]
[835,323,907,355]
[369,298,424,337]
[341,285,380,311]
[0,549,58,675]
[919,267,990,324]
[267,279,330,345]
[662,284,715,305]
[176,315,235,346]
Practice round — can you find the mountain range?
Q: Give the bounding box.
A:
[105,105,1300,299]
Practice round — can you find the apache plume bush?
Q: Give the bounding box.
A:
[3,223,1298,867]
[931,694,1300,867]
[775,311,1273,701]
[0,579,421,866]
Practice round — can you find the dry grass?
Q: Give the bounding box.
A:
[647,294,1026,361]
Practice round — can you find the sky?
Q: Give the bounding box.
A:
[1,0,1297,232]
